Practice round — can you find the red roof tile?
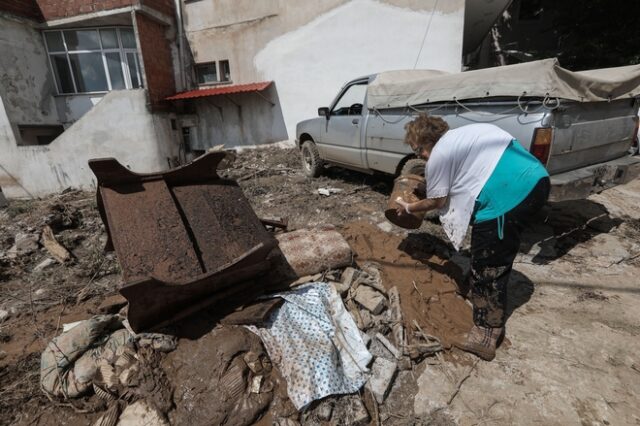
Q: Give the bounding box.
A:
[166,81,272,100]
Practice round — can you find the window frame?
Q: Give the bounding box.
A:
[43,27,143,95]
[195,60,232,86]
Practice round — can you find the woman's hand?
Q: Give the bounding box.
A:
[395,198,412,216]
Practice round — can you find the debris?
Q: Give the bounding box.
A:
[92,401,120,426]
[93,383,117,402]
[341,267,358,287]
[398,357,413,371]
[136,333,178,353]
[354,285,386,315]
[355,263,386,295]
[40,315,125,399]
[89,151,277,332]
[243,351,263,374]
[344,396,370,425]
[274,225,352,278]
[316,400,334,421]
[375,333,403,360]
[162,327,272,425]
[317,187,343,196]
[33,257,57,272]
[388,286,405,348]
[0,309,9,322]
[248,282,372,409]
[41,225,72,263]
[289,273,323,287]
[250,375,263,394]
[116,400,170,426]
[62,320,83,332]
[359,309,374,330]
[367,357,398,404]
[330,280,350,297]
[7,232,39,258]
[118,364,140,387]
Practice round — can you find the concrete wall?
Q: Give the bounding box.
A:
[0,13,59,133]
[182,0,465,138]
[190,83,288,149]
[0,90,179,198]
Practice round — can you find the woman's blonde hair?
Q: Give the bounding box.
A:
[404,113,449,148]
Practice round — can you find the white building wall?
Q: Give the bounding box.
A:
[191,83,288,149]
[0,90,179,198]
[183,0,465,140]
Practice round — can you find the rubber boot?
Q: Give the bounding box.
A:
[455,325,504,361]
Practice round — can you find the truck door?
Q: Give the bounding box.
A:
[319,81,368,167]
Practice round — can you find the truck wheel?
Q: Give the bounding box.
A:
[301,141,323,177]
[400,158,426,176]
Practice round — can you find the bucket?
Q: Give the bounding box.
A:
[385,174,426,229]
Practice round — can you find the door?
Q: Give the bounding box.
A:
[319,82,368,167]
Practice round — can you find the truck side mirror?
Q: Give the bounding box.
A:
[318,107,330,118]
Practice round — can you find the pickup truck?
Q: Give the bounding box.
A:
[295,59,640,201]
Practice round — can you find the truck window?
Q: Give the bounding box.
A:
[331,83,367,116]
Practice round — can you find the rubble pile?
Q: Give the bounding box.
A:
[0,148,473,426]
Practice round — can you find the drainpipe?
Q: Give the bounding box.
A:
[174,0,186,90]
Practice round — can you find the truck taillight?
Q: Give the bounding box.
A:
[530,127,553,165]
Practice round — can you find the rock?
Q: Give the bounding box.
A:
[0,350,6,360]
[116,400,169,426]
[377,221,393,233]
[34,288,47,299]
[340,267,358,287]
[7,232,39,258]
[414,364,463,415]
[316,400,333,421]
[34,258,57,272]
[354,286,386,315]
[0,309,9,322]
[367,357,397,404]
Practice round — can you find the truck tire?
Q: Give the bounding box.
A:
[400,158,426,176]
[301,140,323,178]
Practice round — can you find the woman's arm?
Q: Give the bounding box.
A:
[395,197,447,216]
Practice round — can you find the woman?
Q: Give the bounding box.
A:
[396,113,550,361]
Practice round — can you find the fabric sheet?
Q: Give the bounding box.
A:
[248,282,372,409]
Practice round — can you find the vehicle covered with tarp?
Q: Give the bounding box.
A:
[296,58,640,201]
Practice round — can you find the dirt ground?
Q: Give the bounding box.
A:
[1,144,640,425]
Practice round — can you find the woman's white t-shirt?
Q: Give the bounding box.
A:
[425,123,513,250]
